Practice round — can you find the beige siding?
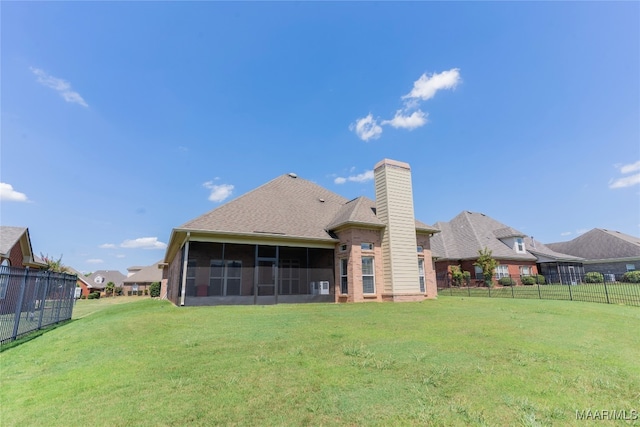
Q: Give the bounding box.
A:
[374,159,420,295]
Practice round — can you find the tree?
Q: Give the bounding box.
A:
[105,281,115,297]
[40,253,69,273]
[474,248,499,287]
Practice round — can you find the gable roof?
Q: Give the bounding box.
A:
[0,226,47,268]
[430,211,537,261]
[326,196,385,230]
[546,228,640,260]
[123,262,163,284]
[0,226,28,257]
[84,270,127,289]
[524,237,583,262]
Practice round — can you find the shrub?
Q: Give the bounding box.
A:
[622,270,640,283]
[584,272,604,283]
[88,292,100,300]
[498,277,515,286]
[536,275,545,284]
[150,282,161,297]
[521,275,536,285]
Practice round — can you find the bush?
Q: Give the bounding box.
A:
[622,270,640,283]
[88,292,100,299]
[498,277,515,286]
[536,275,545,284]
[584,272,604,283]
[150,282,161,297]
[521,275,536,285]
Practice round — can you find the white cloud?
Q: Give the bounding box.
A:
[620,160,640,174]
[115,254,126,258]
[402,68,461,101]
[382,110,428,130]
[30,67,88,107]
[560,231,572,236]
[334,170,374,185]
[0,182,29,202]
[86,259,104,264]
[334,177,347,184]
[349,114,383,141]
[203,182,234,202]
[99,243,116,249]
[609,173,640,189]
[120,237,167,250]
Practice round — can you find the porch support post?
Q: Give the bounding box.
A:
[274,246,279,304]
[179,233,191,306]
[254,245,258,305]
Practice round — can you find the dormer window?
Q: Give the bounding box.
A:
[515,238,525,253]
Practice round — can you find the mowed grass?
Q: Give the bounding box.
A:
[1,298,639,426]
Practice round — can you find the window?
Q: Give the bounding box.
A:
[520,266,531,276]
[474,266,483,280]
[418,258,425,293]
[417,246,424,253]
[496,265,509,278]
[339,244,348,252]
[626,264,636,272]
[209,260,242,296]
[361,242,374,251]
[362,256,375,294]
[340,258,348,294]
[515,238,525,253]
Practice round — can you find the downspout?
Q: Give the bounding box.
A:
[179,232,191,306]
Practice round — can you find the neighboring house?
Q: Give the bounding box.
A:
[122,262,163,296]
[162,159,439,306]
[66,267,96,297]
[430,211,584,285]
[84,270,127,295]
[0,226,47,269]
[547,229,640,279]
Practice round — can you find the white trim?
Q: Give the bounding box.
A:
[179,234,190,306]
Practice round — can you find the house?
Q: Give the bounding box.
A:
[66,266,95,297]
[123,262,163,296]
[0,226,47,269]
[162,159,439,306]
[430,211,584,286]
[547,229,640,279]
[84,270,127,295]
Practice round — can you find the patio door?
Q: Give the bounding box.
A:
[255,258,277,304]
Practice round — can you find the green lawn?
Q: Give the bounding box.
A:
[440,283,640,306]
[1,297,639,426]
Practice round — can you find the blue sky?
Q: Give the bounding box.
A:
[2,2,638,274]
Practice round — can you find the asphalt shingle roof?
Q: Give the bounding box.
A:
[85,270,127,289]
[546,228,640,260]
[430,211,537,261]
[179,174,437,239]
[0,226,27,257]
[123,262,163,284]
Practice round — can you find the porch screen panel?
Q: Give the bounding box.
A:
[209,260,224,296]
[279,259,300,295]
[226,261,242,296]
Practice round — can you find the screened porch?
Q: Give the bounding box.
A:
[179,242,335,305]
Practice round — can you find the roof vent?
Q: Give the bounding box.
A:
[319,198,325,203]
[288,173,297,178]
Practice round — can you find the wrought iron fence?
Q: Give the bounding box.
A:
[437,272,640,307]
[0,266,77,344]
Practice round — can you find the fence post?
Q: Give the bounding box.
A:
[511,281,515,298]
[603,279,610,304]
[468,285,471,297]
[37,271,51,329]
[567,280,573,301]
[11,268,29,341]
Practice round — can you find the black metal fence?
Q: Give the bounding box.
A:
[0,266,77,344]
[437,272,640,307]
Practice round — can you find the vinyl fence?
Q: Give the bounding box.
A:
[437,272,640,307]
[0,266,77,344]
